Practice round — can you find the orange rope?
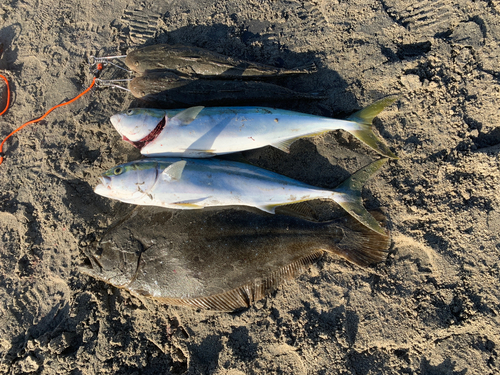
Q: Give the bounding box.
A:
[0,77,96,165]
[0,74,10,116]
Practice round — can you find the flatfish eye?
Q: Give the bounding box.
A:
[114,167,124,175]
[126,109,134,116]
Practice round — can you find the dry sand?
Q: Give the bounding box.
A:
[1,0,499,373]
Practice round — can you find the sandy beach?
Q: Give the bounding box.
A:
[1,0,499,373]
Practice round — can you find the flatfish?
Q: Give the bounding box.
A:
[80,206,389,311]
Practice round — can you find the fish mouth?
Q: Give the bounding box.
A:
[94,176,112,196]
[109,114,125,137]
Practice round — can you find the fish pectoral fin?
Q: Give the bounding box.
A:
[171,106,205,126]
[171,197,210,208]
[162,160,187,182]
[260,204,278,214]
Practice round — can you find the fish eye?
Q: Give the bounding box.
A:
[126,109,134,116]
[114,167,123,175]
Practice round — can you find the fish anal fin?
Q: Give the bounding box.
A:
[171,203,203,209]
[171,106,204,126]
[260,204,278,214]
[183,148,216,157]
[275,201,320,221]
[153,251,324,311]
[270,138,294,153]
[162,160,187,182]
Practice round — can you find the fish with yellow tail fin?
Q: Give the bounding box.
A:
[109,96,398,159]
[80,205,389,311]
[94,157,389,235]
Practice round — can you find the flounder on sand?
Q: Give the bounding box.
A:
[80,206,389,311]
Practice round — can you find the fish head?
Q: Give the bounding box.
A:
[110,108,166,142]
[80,230,143,288]
[95,161,159,203]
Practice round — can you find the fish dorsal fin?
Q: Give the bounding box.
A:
[152,251,324,311]
[161,160,187,182]
[171,106,204,126]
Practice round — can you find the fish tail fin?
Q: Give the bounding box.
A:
[333,158,389,235]
[292,61,317,74]
[328,211,390,267]
[346,95,399,159]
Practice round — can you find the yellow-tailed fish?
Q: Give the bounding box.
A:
[110,96,398,159]
[94,157,389,235]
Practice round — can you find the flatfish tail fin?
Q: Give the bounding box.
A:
[287,61,317,74]
[154,251,324,312]
[346,95,399,159]
[329,211,390,267]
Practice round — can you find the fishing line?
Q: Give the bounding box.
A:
[0,74,98,166]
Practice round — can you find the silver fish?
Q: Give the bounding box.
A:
[110,96,398,159]
[94,157,389,235]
